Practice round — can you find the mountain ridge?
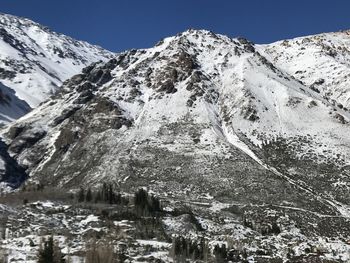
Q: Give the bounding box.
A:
[2,28,347,198]
[1,22,350,261]
[0,13,114,125]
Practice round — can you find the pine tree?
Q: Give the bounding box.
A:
[85,188,92,202]
[94,190,102,203]
[77,188,85,203]
[102,183,108,203]
[37,236,65,263]
[134,188,149,216]
[108,184,114,204]
[134,189,162,216]
[213,244,227,263]
[38,236,54,263]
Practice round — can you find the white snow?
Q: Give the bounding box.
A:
[0,13,113,124]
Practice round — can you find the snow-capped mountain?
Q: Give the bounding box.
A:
[1,29,350,261]
[0,13,114,125]
[5,29,349,191]
[260,30,350,110]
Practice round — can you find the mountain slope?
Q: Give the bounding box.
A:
[1,29,350,260]
[259,30,350,109]
[0,13,114,125]
[3,29,350,205]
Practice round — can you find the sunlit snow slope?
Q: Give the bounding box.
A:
[0,13,114,125]
[3,29,349,218]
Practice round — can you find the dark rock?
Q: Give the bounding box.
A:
[0,28,36,55]
[241,105,260,121]
[309,85,320,93]
[54,126,79,153]
[177,51,198,71]
[186,99,194,107]
[7,125,26,140]
[190,71,202,83]
[87,68,104,83]
[74,90,94,104]
[157,80,177,94]
[52,106,81,126]
[334,113,347,124]
[313,78,325,85]
[237,37,255,53]
[9,127,47,155]
[0,67,16,79]
[237,37,251,45]
[104,58,118,70]
[82,63,98,74]
[186,83,194,91]
[0,139,27,188]
[76,82,95,93]
[97,70,113,85]
[129,88,142,101]
[256,53,277,73]
[62,74,85,89]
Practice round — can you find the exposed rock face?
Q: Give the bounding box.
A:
[2,29,349,199]
[0,138,27,188]
[1,29,350,260]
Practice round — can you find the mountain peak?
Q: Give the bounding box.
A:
[1,25,350,261]
[0,13,114,125]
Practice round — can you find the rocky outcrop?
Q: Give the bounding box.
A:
[0,31,349,260]
[0,139,27,188]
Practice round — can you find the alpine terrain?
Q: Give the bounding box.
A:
[1,14,350,262]
[0,13,113,126]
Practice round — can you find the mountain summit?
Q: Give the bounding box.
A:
[1,26,350,261]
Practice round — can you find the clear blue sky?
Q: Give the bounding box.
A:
[0,0,349,52]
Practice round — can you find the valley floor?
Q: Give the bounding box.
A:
[0,187,349,263]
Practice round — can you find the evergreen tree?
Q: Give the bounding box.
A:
[38,236,54,263]
[171,236,209,262]
[134,188,149,216]
[108,184,114,204]
[102,183,108,203]
[77,188,85,203]
[85,188,92,202]
[37,236,65,263]
[134,188,162,216]
[94,190,102,203]
[213,244,227,263]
